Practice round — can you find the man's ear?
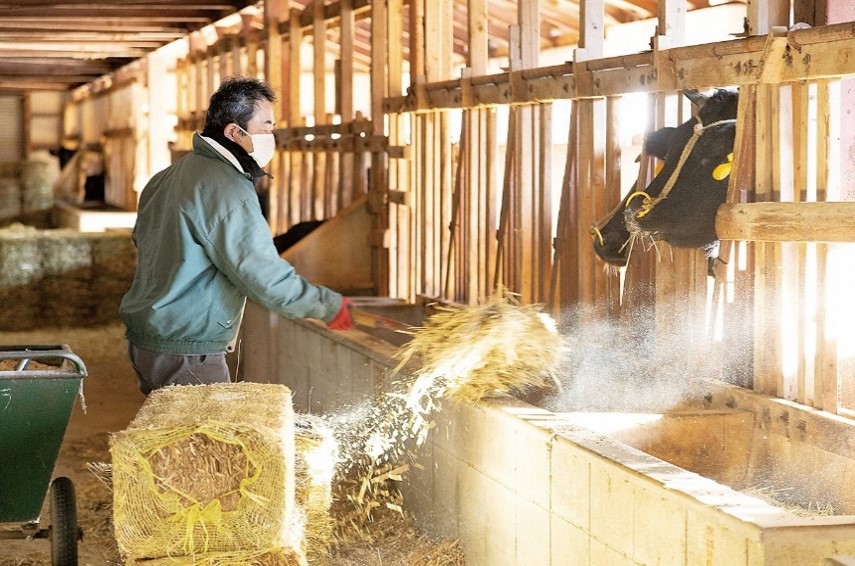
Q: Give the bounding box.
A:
[224,123,243,142]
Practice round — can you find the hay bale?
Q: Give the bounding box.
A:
[0,161,18,177]
[19,159,53,211]
[91,232,135,275]
[39,276,92,327]
[110,382,304,564]
[39,230,92,275]
[0,177,21,219]
[0,224,43,287]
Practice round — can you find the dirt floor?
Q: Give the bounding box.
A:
[0,323,142,565]
[0,323,464,566]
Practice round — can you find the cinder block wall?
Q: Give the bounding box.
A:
[240,303,855,566]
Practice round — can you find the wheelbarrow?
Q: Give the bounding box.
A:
[0,345,88,565]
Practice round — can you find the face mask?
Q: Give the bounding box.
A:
[237,125,276,168]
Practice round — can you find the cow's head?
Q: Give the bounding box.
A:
[591,89,739,270]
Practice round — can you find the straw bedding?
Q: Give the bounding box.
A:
[292,415,337,563]
[110,382,304,564]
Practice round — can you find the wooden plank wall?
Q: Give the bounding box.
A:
[158,0,855,416]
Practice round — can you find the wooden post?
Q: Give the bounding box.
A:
[550,106,577,315]
[370,0,389,296]
[312,0,327,219]
[288,8,303,227]
[387,0,405,298]
[188,32,207,127]
[265,0,286,234]
[338,0,355,209]
[241,13,259,77]
[718,84,757,389]
[815,78,838,413]
[746,0,791,36]
[493,111,516,291]
[602,98,621,316]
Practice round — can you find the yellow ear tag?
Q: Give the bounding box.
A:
[712,152,734,181]
[654,161,664,176]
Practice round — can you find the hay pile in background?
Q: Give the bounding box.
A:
[0,224,135,329]
[0,176,21,219]
[0,159,54,222]
[18,160,53,212]
[110,382,304,565]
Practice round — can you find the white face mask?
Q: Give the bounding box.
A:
[237,125,276,168]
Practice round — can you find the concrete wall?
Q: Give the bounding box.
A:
[241,303,855,565]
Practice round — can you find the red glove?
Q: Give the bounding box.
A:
[327,297,354,330]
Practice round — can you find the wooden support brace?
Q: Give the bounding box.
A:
[717,202,855,242]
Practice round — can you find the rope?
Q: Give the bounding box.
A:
[637,117,736,218]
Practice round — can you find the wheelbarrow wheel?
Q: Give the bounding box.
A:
[49,476,78,566]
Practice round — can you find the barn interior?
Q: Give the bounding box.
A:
[2,0,855,564]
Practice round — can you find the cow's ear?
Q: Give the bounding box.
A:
[643,127,676,160]
[682,89,709,108]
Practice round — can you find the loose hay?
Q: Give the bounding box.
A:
[126,548,302,565]
[110,382,303,564]
[329,508,465,566]
[745,484,838,517]
[396,290,564,405]
[319,291,562,560]
[292,414,337,563]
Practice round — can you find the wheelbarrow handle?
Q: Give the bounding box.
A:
[0,346,88,379]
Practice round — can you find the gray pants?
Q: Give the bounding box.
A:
[128,342,230,395]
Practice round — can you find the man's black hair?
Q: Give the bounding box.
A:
[203,76,277,134]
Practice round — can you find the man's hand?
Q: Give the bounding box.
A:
[326,297,354,330]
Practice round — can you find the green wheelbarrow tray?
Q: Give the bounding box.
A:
[0,345,87,530]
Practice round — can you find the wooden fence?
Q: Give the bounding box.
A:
[158,2,855,416]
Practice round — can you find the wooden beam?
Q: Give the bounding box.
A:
[717,202,855,243]
[746,0,791,36]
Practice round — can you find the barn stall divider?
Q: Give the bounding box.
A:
[54,0,855,563]
[231,5,855,566]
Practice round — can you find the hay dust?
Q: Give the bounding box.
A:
[0,292,561,565]
[323,291,562,563]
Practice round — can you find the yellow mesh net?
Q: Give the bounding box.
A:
[126,548,302,565]
[110,382,302,563]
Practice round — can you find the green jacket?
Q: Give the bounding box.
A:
[120,133,342,354]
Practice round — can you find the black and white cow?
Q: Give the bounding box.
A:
[273,219,326,254]
[591,89,739,274]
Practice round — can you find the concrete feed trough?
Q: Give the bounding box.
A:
[240,302,855,565]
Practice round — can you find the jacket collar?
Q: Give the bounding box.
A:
[193,131,271,185]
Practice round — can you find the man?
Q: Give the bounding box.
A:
[120,76,352,395]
